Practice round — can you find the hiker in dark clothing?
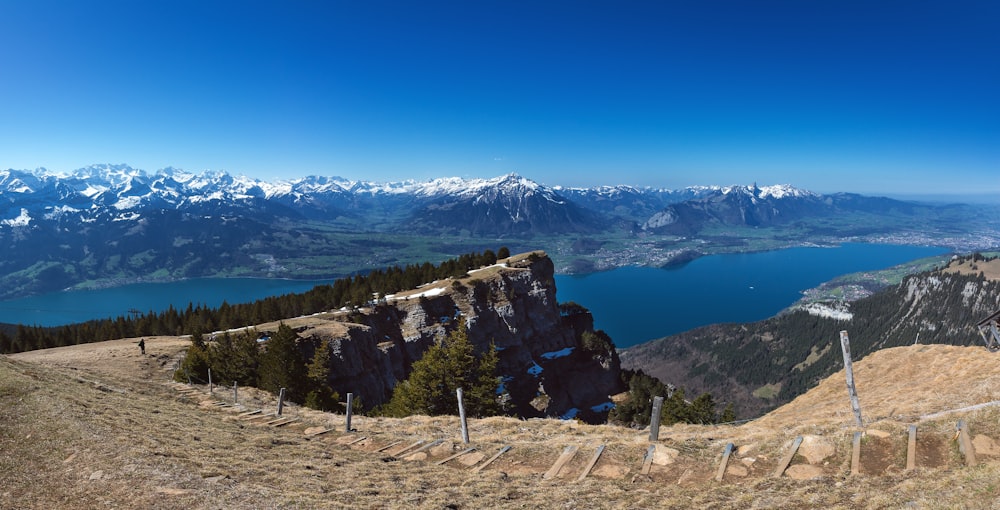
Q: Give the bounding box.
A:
[138,338,145,355]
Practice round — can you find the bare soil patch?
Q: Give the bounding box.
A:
[916,435,951,469]
[860,436,902,475]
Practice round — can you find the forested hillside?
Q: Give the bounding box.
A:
[622,254,1000,418]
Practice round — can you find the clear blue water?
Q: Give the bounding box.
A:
[0,278,335,327]
[554,243,947,348]
[0,244,947,341]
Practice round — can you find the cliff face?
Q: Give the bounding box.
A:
[294,251,624,421]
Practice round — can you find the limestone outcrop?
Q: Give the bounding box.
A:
[293,251,624,421]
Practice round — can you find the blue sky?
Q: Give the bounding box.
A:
[1,1,996,194]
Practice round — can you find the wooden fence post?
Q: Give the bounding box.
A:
[543,445,578,479]
[957,419,977,466]
[345,392,354,432]
[233,381,238,405]
[208,368,213,395]
[277,387,286,416]
[906,425,917,471]
[457,388,470,444]
[473,445,511,472]
[715,442,735,482]
[640,444,656,475]
[772,436,803,478]
[850,431,862,476]
[649,396,664,441]
[576,444,606,482]
[840,331,864,427]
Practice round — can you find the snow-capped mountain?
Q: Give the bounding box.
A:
[0,164,965,301]
[404,174,607,236]
[642,183,832,234]
[0,166,829,232]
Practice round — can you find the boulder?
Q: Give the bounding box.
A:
[594,464,628,478]
[429,442,454,457]
[798,435,836,465]
[972,435,999,456]
[652,445,680,466]
[785,464,825,480]
[458,452,486,467]
[726,464,749,477]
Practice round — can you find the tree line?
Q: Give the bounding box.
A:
[175,315,504,416]
[0,247,512,354]
[176,323,348,412]
[609,369,735,426]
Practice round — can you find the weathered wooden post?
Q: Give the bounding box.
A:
[640,444,656,475]
[544,445,579,479]
[649,396,664,441]
[233,381,238,405]
[576,444,606,482]
[772,436,803,478]
[906,424,917,471]
[715,442,735,482]
[840,331,864,428]
[850,431,862,475]
[457,387,470,444]
[957,419,977,466]
[345,392,354,432]
[208,368,213,395]
[277,387,286,416]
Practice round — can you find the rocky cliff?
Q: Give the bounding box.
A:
[290,251,624,421]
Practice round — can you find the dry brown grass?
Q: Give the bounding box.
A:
[941,257,1000,281]
[7,338,1000,508]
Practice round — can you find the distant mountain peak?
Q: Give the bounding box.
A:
[719,183,813,200]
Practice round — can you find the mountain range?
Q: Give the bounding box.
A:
[0,163,995,301]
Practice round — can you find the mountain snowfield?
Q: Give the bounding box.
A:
[0,163,813,227]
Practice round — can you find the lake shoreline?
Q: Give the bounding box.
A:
[1,243,950,331]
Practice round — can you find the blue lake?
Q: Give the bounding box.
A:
[0,244,946,345]
[0,278,335,327]
[553,243,947,348]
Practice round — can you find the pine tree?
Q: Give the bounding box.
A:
[661,387,689,426]
[687,393,717,424]
[608,369,669,427]
[720,402,737,423]
[258,323,307,402]
[381,321,500,417]
[304,339,340,411]
[175,331,210,383]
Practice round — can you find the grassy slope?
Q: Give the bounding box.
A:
[6,338,1000,508]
